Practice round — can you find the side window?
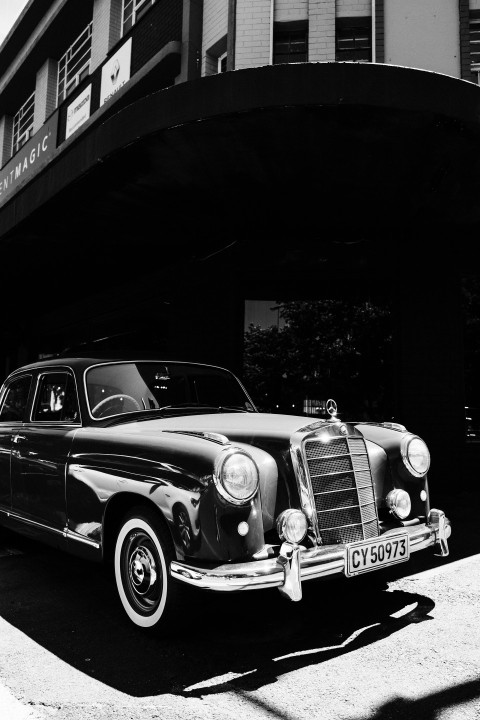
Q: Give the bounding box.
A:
[0,376,32,422]
[32,373,80,423]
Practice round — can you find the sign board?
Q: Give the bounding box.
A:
[0,113,58,207]
[66,84,92,139]
[100,38,132,106]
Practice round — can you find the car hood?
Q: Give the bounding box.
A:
[110,412,319,442]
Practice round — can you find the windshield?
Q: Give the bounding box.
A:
[85,362,255,419]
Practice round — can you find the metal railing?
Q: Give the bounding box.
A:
[57,22,93,105]
[12,91,35,155]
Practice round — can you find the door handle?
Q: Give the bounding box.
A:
[12,434,26,444]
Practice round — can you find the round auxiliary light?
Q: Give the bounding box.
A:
[386,489,411,520]
[215,450,259,504]
[237,522,249,536]
[277,509,308,544]
[401,435,430,477]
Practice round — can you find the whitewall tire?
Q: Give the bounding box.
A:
[114,509,175,629]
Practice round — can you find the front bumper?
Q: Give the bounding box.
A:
[170,509,451,601]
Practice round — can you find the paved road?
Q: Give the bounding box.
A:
[0,509,479,720]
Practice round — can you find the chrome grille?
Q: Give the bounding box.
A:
[304,435,379,544]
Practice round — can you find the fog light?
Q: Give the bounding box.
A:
[277,509,308,544]
[237,521,249,536]
[386,489,411,520]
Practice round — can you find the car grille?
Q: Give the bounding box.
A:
[304,436,379,545]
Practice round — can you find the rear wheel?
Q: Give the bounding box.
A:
[114,508,178,630]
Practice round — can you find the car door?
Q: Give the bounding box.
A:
[0,374,33,510]
[10,369,81,531]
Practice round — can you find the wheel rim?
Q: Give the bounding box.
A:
[121,530,162,615]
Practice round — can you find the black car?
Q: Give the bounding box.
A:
[0,358,451,630]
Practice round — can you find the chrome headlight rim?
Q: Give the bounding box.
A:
[401,434,430,478]
[214,448,260,505]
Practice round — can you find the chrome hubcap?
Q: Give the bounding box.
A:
[128,544,157,596]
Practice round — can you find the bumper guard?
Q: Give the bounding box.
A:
[170,509,451,601]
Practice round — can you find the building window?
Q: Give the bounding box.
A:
[470,14,480,80]
[205,35,227,76]
[218,53,227,73]
[12,91,35,155]
[336,17,372,62]
[122,0,155,35]
[57,22,93,105]
[273,23,308,65]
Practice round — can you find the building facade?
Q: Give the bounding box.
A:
[2,0,480,184]
[2,0,480,484]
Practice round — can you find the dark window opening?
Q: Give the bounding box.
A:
[336,17,372,62]
[273,23,308,65]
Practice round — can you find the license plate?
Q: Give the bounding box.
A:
[345,533,410,577]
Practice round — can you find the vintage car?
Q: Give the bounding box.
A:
[0,358,450,630]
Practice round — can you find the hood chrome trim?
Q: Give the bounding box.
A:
[162,430,230,445]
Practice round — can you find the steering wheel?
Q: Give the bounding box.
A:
[92,394,141,417]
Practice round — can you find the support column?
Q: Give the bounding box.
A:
[308,0,336,62]
[178,0,204,82]
[91,0,123,73]
[33,59,58,133]
[235,0,272,69]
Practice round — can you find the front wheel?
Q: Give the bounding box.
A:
[114,508,178,630]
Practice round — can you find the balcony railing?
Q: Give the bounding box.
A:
[12,91,35,155]
[57,22,93,105]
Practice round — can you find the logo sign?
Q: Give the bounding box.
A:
[66,84,92,139]
[326,399,337,417]
[0,113,58,207]
[100,38,132,106]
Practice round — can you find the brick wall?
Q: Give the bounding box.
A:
[308,0,336,62]
[33,58,57,133]
[131,0,182,75]
[202,0,228,74]
[91,0,123,73]
[336,0,371,17]
[235,0,272,69]
[274,0,308,22]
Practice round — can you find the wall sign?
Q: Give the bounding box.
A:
[66,84,92,139]
[0,113,58,207]
[100,38,132,106]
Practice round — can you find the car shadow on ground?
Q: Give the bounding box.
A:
[353,678,480,720]
[0,526,440,698]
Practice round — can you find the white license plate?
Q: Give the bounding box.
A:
[345,533,410,577]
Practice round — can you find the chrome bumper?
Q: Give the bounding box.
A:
[170,509,451,601]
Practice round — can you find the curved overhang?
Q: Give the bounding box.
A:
[2,62,480,264]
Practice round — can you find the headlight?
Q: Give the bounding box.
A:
[215,450,259,504]
[386,489,411,520]
[277,509,308,544]
[401,435,430,477]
